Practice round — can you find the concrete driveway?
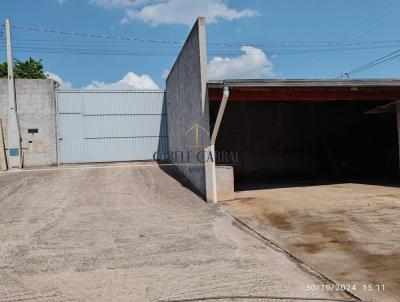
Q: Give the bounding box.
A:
[222,182,400,302]
[0,164,355,302]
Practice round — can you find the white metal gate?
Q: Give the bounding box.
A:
[56,90,168,164]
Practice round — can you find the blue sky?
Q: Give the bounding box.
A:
[1,0,399,89]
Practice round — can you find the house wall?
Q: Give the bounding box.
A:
[0,79,58,167]
[165,17,210,197]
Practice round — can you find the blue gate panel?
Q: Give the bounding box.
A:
[83,115,168,138]
[84,137,168,162]
[58,113,83,163]
[57,90,168,164]
[82,91,165,115]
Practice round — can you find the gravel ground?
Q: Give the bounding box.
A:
[0,164,355,302]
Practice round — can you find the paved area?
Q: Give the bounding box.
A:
[222,182,400,302]
[0,164,355,302]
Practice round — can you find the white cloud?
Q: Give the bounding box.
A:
[56,0,69,4]
[208,46,274,80]
[89,0,258,26]
[83,72,159,90]
[45,72,73,89]
[121,0,258,26]
[161,69,170,80]
[88,0,145,8]
[90,0,258,26]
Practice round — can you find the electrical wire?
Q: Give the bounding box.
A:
[10,23,400,49]
[11,24,184,45]
[6,23,400,77]
[349,54,400,75]
[344,49,400,76]
[8,38,400,49]
[3,37,400,57]
[4,44,400,57]
[0,24,4,40]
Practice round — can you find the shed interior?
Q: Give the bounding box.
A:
[209,83,400,188]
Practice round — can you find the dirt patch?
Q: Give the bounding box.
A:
[225,184,400,301]
[291,214,400,299]
[232,197,293,231]
[233,197,257,204]
[263,211,293,231]
[293,243,323,254]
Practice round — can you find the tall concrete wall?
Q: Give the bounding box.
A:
[165,17,210,197]
[0,79,58,167]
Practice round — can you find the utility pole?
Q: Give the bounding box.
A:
[5,18,22,169]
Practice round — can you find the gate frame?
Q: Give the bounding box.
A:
[55,89,167,165]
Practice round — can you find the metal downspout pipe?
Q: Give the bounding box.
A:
[206,85,230,203]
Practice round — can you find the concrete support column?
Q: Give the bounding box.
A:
[397,103,400,171]
[6,19,22,169]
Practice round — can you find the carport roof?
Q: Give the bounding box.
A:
[208,79,400,87]
[207,79,400,102]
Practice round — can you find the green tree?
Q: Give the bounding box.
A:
[0,61,7,78]
[0,57,47,79]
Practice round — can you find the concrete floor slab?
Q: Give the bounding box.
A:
[0,165,355,302]
[222,182,400,302]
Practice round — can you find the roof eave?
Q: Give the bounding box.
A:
[207,79,400,88]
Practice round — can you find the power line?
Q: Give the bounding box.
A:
[4,44,400,57]
[5,33,400,56]
[11,24,185,45]
[348,49,400,73]
[341,0,399,42]
[343,49,400,77]
[0,24,4,40]
[10,23,400,49]
[349,54,400,75]
[8,38,400,51]
[7,22,400,77]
